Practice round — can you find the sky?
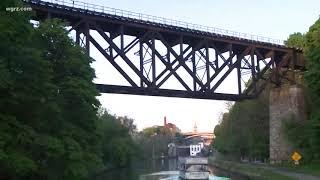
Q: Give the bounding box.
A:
[72,0,320,132]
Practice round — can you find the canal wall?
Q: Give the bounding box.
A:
[269,85,306,163]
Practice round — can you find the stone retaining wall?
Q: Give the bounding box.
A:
[269,85,306,163]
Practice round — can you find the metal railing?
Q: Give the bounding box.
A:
[26,0,284,45]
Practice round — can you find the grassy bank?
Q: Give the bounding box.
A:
[271,162,320,177]
[209,158,295,180]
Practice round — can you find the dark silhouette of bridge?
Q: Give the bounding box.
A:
[24,0,305,100]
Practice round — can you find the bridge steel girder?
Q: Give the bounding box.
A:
[25,0,305,101]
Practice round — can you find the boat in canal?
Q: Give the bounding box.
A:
[178,157,209,180]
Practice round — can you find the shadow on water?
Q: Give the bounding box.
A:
[95,158,248,180]
[95,168,140,180]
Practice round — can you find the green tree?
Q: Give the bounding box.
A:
[0,2,103,178]
[213,93,269,160]
[283,18,320,162]
[97,110,138,168]
[285,32,305,49]
[0,0,53,178]
[282,18,320,162]
[304,17,320,160]
[35,19,103,180]
[142,126,159,137]
[136,126,173,160]
[116,116,137,135]
[0,0,141,179]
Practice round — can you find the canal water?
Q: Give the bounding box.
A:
[95,158,248,180]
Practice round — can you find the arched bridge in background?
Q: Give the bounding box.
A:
[24,0,305,101]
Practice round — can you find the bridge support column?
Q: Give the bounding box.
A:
[269,85,306,164]
[84,22,90,54]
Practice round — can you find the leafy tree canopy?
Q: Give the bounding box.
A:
[285,32,306,49]
[0,1,139,179]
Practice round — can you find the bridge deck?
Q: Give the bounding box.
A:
[25,0,286,49]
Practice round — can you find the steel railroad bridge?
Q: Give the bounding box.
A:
[24,0,305,101]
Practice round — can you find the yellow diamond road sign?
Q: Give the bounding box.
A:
[292,152,302,162]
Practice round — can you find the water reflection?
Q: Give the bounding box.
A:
[141,171,179,180]
[168,159,177,171]
[142,170,230,180]
[96,158,230,180]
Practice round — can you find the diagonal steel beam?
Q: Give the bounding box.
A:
[210,46,252,92]
[210,43,230,66]
[200,50,237,91]
[242,57,252,69]
[113,37,139,59]
[155,32,205,88]
[156,47,204,89]
[90,35,138,87]
[244,57,273,95]
[154,38,192,81]
[197,49,216,71]
[144,41,192,91]
[96,27,152,86]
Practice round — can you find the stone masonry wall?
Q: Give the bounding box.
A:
[269,85,306,163]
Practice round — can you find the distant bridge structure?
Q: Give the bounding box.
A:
[182,132,214,146]
[24,0,305,101]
